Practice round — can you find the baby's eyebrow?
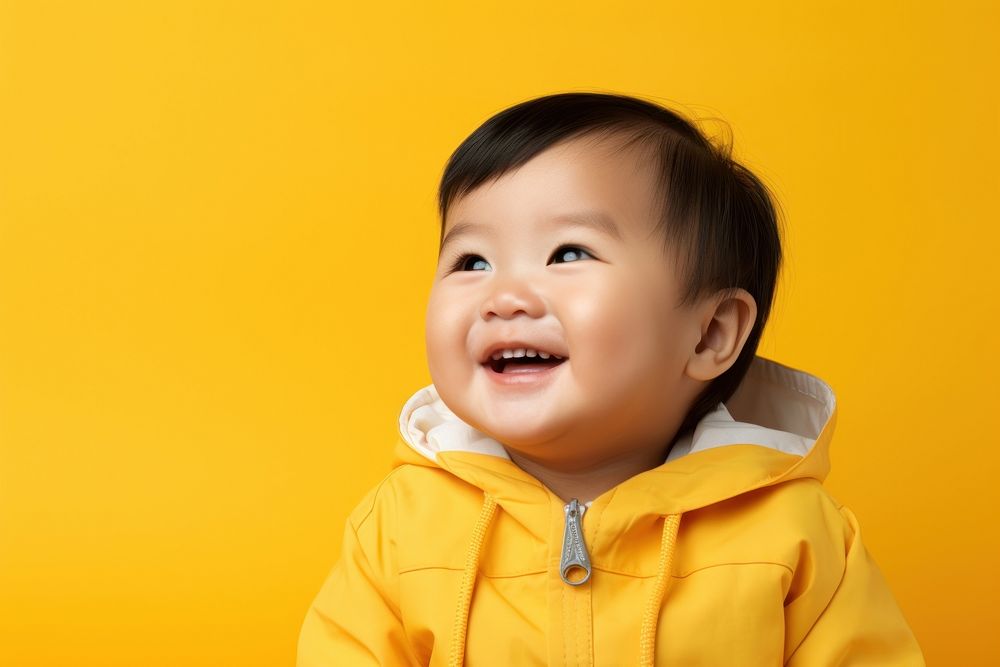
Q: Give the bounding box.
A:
[548,211,623,242]
[439,220,495,253]
[440,210,622,252]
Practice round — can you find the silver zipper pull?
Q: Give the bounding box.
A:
[560,498,592,586]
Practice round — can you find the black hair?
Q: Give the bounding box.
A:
[436,91,784,444]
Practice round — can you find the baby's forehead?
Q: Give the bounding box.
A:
[443,208,624,245]
[444,156,664,243]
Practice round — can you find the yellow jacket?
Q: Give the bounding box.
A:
[297,356,925,665]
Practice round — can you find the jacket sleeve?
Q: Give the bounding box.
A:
[296,476,419,667]
[783,502,926,666]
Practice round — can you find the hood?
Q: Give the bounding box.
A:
[392,354,837,666]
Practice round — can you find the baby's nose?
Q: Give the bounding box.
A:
[479,276,546,320]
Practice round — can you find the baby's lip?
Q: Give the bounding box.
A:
[479,340,569,364]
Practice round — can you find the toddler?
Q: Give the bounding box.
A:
[297,92,925,666]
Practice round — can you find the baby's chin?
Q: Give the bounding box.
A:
[436,378,584,444]
[470,410,579,451]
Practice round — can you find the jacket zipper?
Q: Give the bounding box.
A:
[559,498,592,585]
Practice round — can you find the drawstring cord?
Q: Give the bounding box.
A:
[639,513,682,667]
[448,492,497,667]
[448,493,681,667]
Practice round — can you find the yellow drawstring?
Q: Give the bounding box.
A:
[448,492,498,667]
[638,513,682,667]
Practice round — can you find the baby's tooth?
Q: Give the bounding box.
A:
[491,352,502,360]
[513,348,526,357]
[538,352,550,359]
[526,349,538,357]
[501,350,514,359]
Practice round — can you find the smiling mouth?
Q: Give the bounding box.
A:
[483,356,568,374]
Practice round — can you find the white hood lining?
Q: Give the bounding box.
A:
[399,386,512,462]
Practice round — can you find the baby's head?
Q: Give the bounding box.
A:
[425,92,782,470]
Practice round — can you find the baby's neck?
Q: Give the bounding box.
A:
[505,441,674,505]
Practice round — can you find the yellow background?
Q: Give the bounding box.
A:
[1,1,996,664]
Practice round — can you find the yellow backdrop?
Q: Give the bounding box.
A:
[1,1,996,664]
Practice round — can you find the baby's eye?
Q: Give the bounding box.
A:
[449,253,492,272]
[552,245,594,264]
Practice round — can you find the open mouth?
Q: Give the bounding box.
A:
[483,355,568,374]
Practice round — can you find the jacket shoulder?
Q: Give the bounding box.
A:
[744,476,849,534]
[356,461,502,575]
[348,462,480,534]
[697,477,855,577]
[742,478,864,599]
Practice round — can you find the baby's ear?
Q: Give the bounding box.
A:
[685,288,757,382]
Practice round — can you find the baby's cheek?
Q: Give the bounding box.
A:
[563,280,651,379]
[424,291,469,380]
[577,278,682,390]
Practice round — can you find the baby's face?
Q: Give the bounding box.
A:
[425,134,706,466]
